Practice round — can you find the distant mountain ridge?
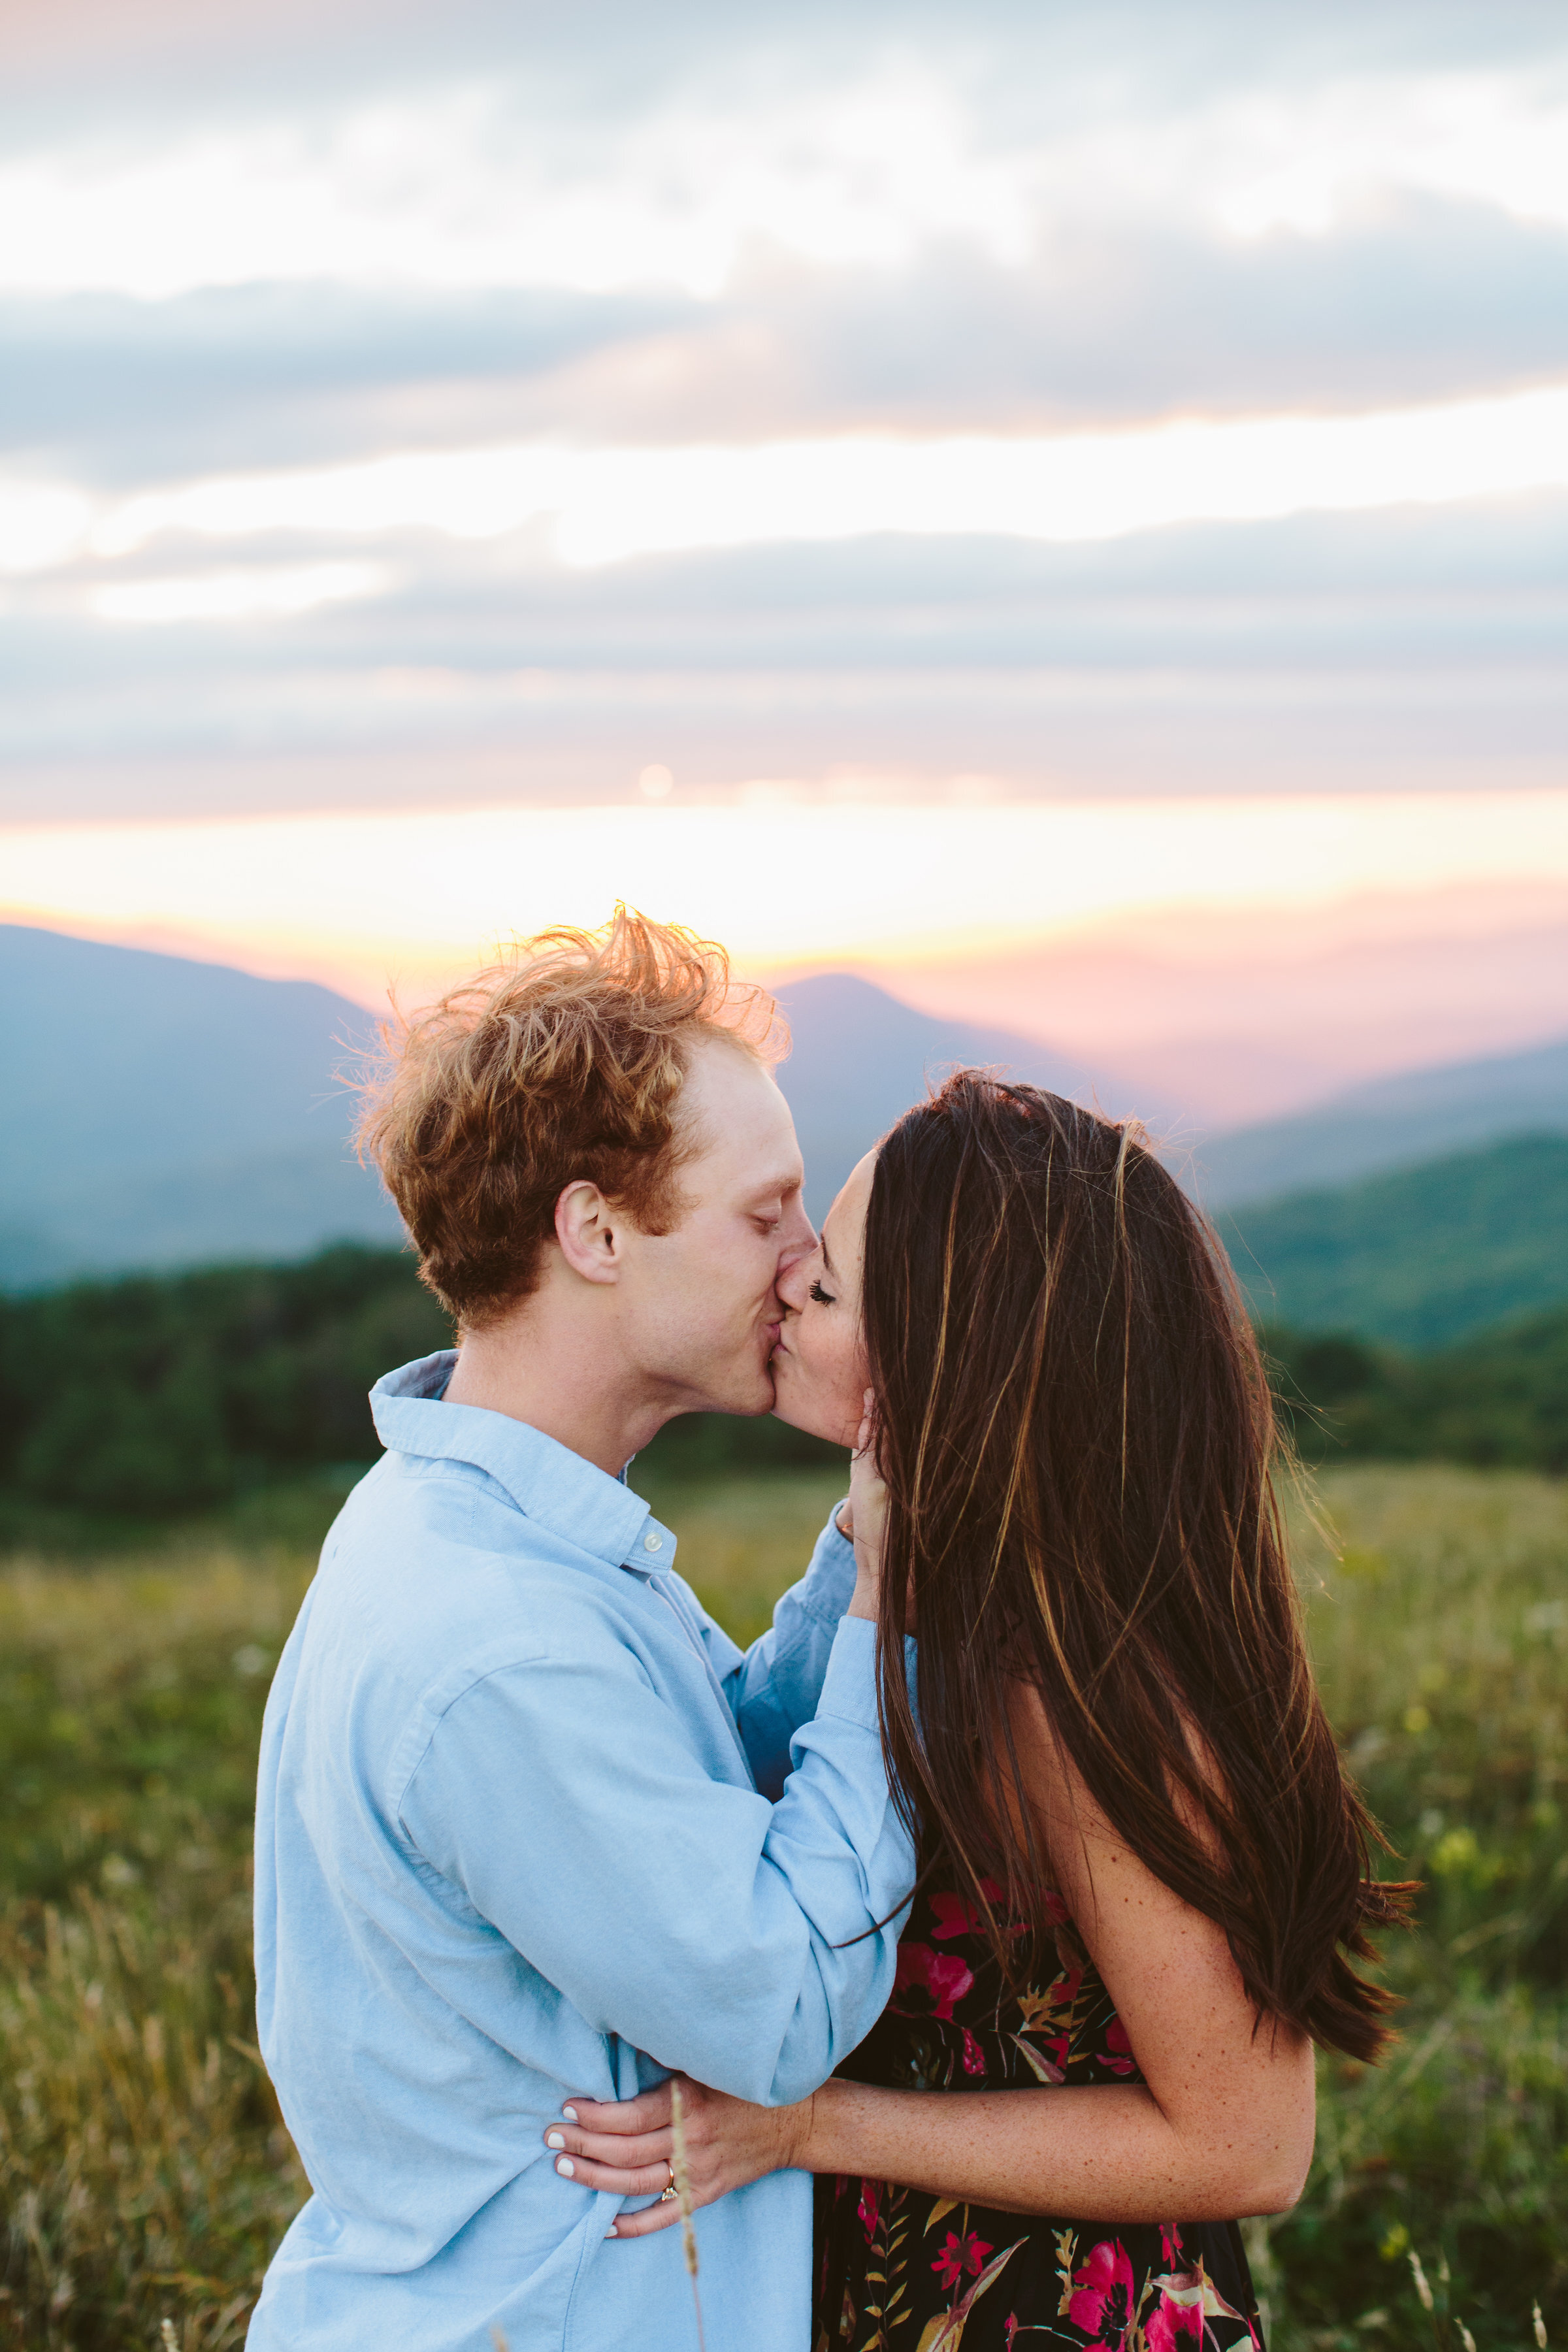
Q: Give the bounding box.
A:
[1193,1033,1568,1207]
[0,927,1158,1285]
[0,924,402,1288]
[7,923,1568,1324]
[773,972,1169,1220]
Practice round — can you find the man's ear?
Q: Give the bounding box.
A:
[554,1180,623,1286]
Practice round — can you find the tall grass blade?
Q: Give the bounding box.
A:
[668,2078,708,2352]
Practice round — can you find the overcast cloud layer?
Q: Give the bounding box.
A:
[1,0,1566,821]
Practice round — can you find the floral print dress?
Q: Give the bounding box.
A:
[813,1870,1263,2352]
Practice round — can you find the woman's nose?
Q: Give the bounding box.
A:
[776,1250,813,1310]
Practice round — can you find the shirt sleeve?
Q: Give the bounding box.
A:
[701,1505,857,1799]
[397,1612,915,2107]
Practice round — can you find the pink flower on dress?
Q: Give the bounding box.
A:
[960,2027,987,2076]
[1145,2288,1205,2352]
[891,1942,975,2020]
[1102,2016,1137,2076]
[930,1890,982,1940]
[932,2230,994,2291]
[1159,2224,1184,2267]
[1068,2238,1138,2350]
[975,1874,1034,1935]
[857,2180,881,2243]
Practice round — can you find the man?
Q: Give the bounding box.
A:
[249,912,914,2351]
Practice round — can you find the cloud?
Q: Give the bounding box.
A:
[5,192,1568,499]
[757,194,1568,431]
[2,1,1566,839]
[10,378,1568,594]
[8,30,1568,314]
[88,560,389,623]
[0,284,691,480]
[5,1,1566,109]
[2,495,1565,822]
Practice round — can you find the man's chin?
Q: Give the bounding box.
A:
[702,1364,777,1419]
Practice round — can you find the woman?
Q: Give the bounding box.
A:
[546,1077,1409,2347]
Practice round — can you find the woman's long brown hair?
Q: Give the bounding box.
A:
[864,1071,1412,2063]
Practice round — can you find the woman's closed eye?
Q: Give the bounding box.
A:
[809,1279,836,1306]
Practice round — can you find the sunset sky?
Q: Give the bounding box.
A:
[3,0,1567,1124]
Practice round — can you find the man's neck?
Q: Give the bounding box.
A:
[442,1301,673,1478]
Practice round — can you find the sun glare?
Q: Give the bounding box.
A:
[5,791,1567,1008]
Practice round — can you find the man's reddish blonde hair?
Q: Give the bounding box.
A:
[357,909,782,1326]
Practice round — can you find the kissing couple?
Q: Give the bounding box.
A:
[249,911,1404,2350]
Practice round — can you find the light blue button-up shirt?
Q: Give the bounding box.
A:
[250,1352,915,2352]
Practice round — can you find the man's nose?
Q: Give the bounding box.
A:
[776,1199,817,1275]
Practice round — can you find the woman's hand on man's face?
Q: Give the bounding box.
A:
[544,2075,812,2238]
[846,1388,885,1622]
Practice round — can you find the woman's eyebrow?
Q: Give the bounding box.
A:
[821,1233,838,1281]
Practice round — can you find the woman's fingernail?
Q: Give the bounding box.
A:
[562,2104,579,2123]
[555,2155,576,2178]
[545,2131,565,2149]
[606,2225,618,2238]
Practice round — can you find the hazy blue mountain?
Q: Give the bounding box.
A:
[775,972,1169,1220]
[0,924,402,1286]
[0,928,1160,1285]
[1193,1034,1568,1208]
[7,921,1568,1410]
[1219,1132,1568,1350]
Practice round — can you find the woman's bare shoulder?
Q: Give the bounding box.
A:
[1003,1677,1216,1934]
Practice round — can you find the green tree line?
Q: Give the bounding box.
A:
[1,1243,1563,1524]
[0,1245,840,1524]
[1266,1313,1568,1474]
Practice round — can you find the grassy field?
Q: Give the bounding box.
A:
[0,1462,1563,2347]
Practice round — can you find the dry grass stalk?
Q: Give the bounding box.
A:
[667,2078,707,2352]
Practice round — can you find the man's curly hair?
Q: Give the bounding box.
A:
[357,909,783,1327]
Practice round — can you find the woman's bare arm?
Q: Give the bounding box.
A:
[550,1693,1314,2237]
[796,2063,1303,2223]
[796,1698,1316,2220]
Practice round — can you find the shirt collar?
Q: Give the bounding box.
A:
[369,1351,670,1573]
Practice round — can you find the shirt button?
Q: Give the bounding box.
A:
[643,1531,662,1552]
